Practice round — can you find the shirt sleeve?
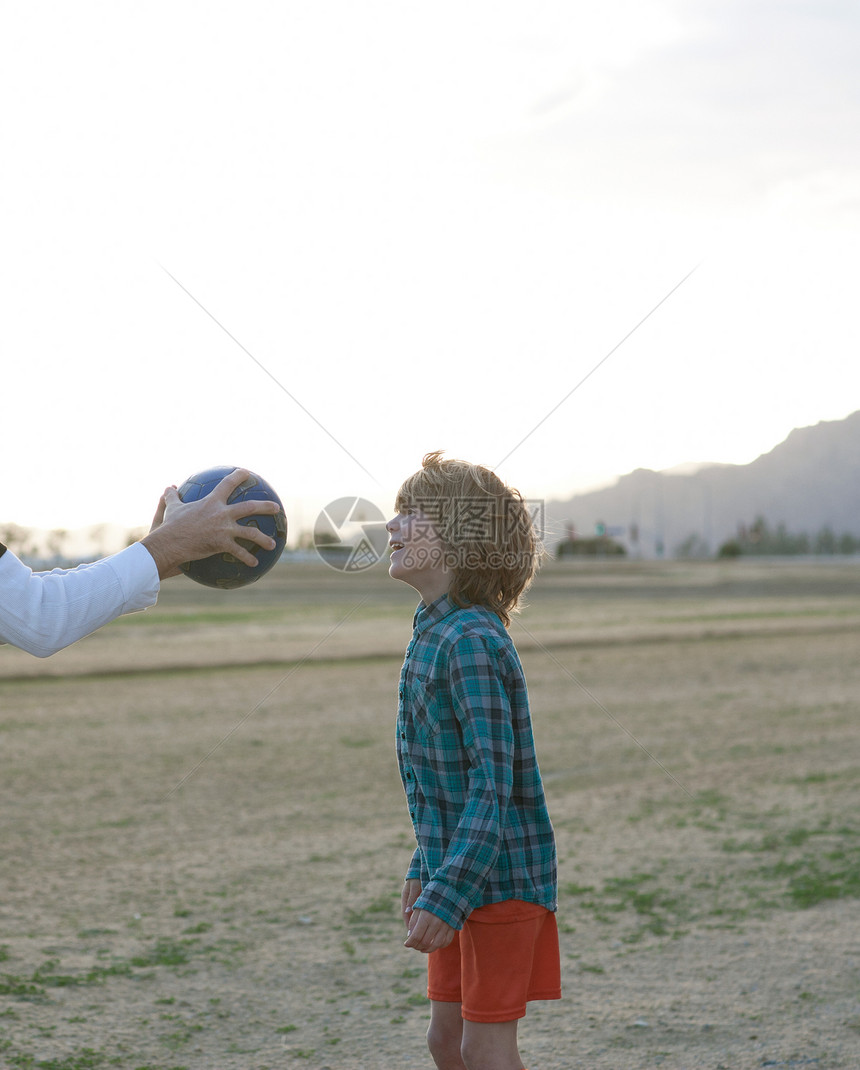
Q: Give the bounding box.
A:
[0,542,160,657]
[413,632,514,928]
[405,847,422,882]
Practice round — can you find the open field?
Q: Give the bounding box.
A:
[2,557,860,1069]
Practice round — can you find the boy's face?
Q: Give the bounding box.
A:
[386,506,452,602]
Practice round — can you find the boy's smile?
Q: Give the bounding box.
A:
[386,508,452,603]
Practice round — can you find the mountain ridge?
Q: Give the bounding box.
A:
[545,411,860,557]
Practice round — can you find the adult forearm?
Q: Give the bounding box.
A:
[0,544,159,657]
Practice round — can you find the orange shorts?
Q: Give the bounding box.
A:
[427,900,561,1023]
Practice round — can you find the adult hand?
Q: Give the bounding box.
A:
[404,907,456,954]
[141,468,281,579]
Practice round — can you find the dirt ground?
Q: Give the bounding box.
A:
[1,558,860,1069]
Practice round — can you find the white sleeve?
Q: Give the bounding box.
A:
[0,542,160,658]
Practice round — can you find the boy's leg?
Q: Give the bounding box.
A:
[427,1000,466,1070]
[428,1004,524,1070]
[460,1019,524,1070]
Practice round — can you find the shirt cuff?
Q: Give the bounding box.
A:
[413,880,474,931]
[109,542,161,611]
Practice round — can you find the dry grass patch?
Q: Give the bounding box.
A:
[2,559,860,1068]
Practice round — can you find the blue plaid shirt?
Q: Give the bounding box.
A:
[396,594,558,930]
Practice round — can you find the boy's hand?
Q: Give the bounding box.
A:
[401,879,422,929]
[404,907,456,953]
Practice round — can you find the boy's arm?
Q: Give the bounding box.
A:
[411,632,514,929]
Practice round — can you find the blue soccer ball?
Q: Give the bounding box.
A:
[176,466,287,589]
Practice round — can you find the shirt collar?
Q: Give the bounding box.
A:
[412,592,459,635]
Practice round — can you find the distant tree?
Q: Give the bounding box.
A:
[675,533,710,560]
[0,523,37,558]
[557,535,625,558]
[772,522,810,555]
[296,529,317,551]
[814,526,837,555]
[717,539,742,559]
[313,529,339,546]
[748,516,767,546]
[721,517,860,557]
[45,528,69,559]
[88,524,109,558]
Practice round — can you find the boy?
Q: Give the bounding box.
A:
[387,451,560,1070]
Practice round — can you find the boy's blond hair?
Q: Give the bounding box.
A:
[395,451,540,626]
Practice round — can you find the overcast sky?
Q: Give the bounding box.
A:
[3,0,858,544]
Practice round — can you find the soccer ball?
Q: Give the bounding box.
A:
[176,466,287,589]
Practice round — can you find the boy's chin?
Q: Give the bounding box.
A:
[388,560,410,583]
[388,560,425,595]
